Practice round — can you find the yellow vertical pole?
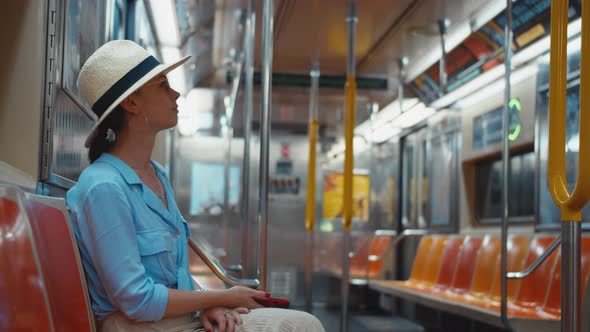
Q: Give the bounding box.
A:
[305,118,319,232]
[548,1,590,331]
[343,76,356,231]
[304,62,320,312]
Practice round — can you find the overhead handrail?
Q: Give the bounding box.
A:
[506,235,561,279]
[547,0,590,331]
[188,238,260,289]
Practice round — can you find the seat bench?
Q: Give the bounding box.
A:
[319,231,394,285]
[1,183,257,331]
[369,234,590,330]
[0,184,95,331]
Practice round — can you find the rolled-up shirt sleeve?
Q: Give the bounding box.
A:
[78,182,168,321]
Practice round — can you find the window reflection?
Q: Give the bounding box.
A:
[475,151,535,222]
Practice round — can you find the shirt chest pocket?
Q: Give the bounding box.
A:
[136,229,178,287]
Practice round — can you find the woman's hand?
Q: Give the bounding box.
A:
[223,286,268,309]
[200,307,249,332]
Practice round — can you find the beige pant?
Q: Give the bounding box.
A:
[99,308,325,332]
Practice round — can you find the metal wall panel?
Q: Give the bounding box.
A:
[460,69,538,161]
[173,131,319,304]
[369,140,400,230]
[401,129,428,229]
[49,88,94,187]
[41,0,106,190]
[425,112,461,231]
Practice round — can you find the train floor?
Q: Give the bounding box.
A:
[300,304,514,332]
[301,306,424,332]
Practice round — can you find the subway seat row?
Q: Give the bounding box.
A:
[369,234,590,330]
[0,184,95,331]
[0,182,226,331]
[318,233,392,284]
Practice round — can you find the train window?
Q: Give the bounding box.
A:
[418,140,428,228]
[473,105,520,151]
[128,0,159,56]
[64,0,105,108]
[475,151,535,224]
[105,0,126,41]
[369,142,399,230]
[401,144,415,228]
[189,163,240,216]
[426,132,459,228]
[402,130,428,229]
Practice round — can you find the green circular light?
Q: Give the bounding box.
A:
[508,97,522,141]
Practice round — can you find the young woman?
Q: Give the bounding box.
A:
[66,40,325,332]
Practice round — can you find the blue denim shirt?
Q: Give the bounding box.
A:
[66,153,195,322]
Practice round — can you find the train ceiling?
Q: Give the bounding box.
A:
[173,0,506,132]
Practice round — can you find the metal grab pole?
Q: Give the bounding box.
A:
[438,19,450,94]
[500,0,513,328]
[257,0,274,291]
[398,56,408,113]
[547,1,590,331]
[341,1,357,332]
[240,0,255,279]
[225,46,244,268]
[304,61,320,312]
[223,124,233,264]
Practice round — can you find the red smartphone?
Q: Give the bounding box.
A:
[256,297,290,309]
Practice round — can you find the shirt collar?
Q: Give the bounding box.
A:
[97,153,142,185]
[98,153,178,228]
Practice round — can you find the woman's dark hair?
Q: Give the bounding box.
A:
[88,105,126,163]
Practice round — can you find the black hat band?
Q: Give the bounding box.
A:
[91,56,160,117]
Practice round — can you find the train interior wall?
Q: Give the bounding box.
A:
[0,1,45,181]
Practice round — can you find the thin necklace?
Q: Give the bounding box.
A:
[130,163,166,202]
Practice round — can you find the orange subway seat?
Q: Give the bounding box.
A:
[481,235,531,309]
[536,236,590,319]
[25,195,95,332]
[408,236,436,282]
[428,236,465,294]
[349,235,371,278]
[528,250,561,320]
[366,236,392,278]
[447,235,483,295]
[507,235,559,312]
[460,236,502,303]
[404,236,448,289]
[450,235,526,308]
[0,194,53,331]
[384,235,435,288]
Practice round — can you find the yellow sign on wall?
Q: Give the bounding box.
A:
[322,172,370,221]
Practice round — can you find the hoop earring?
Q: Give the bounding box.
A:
[145,114,149,126]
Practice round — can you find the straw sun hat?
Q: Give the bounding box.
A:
[77,39,191,147]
